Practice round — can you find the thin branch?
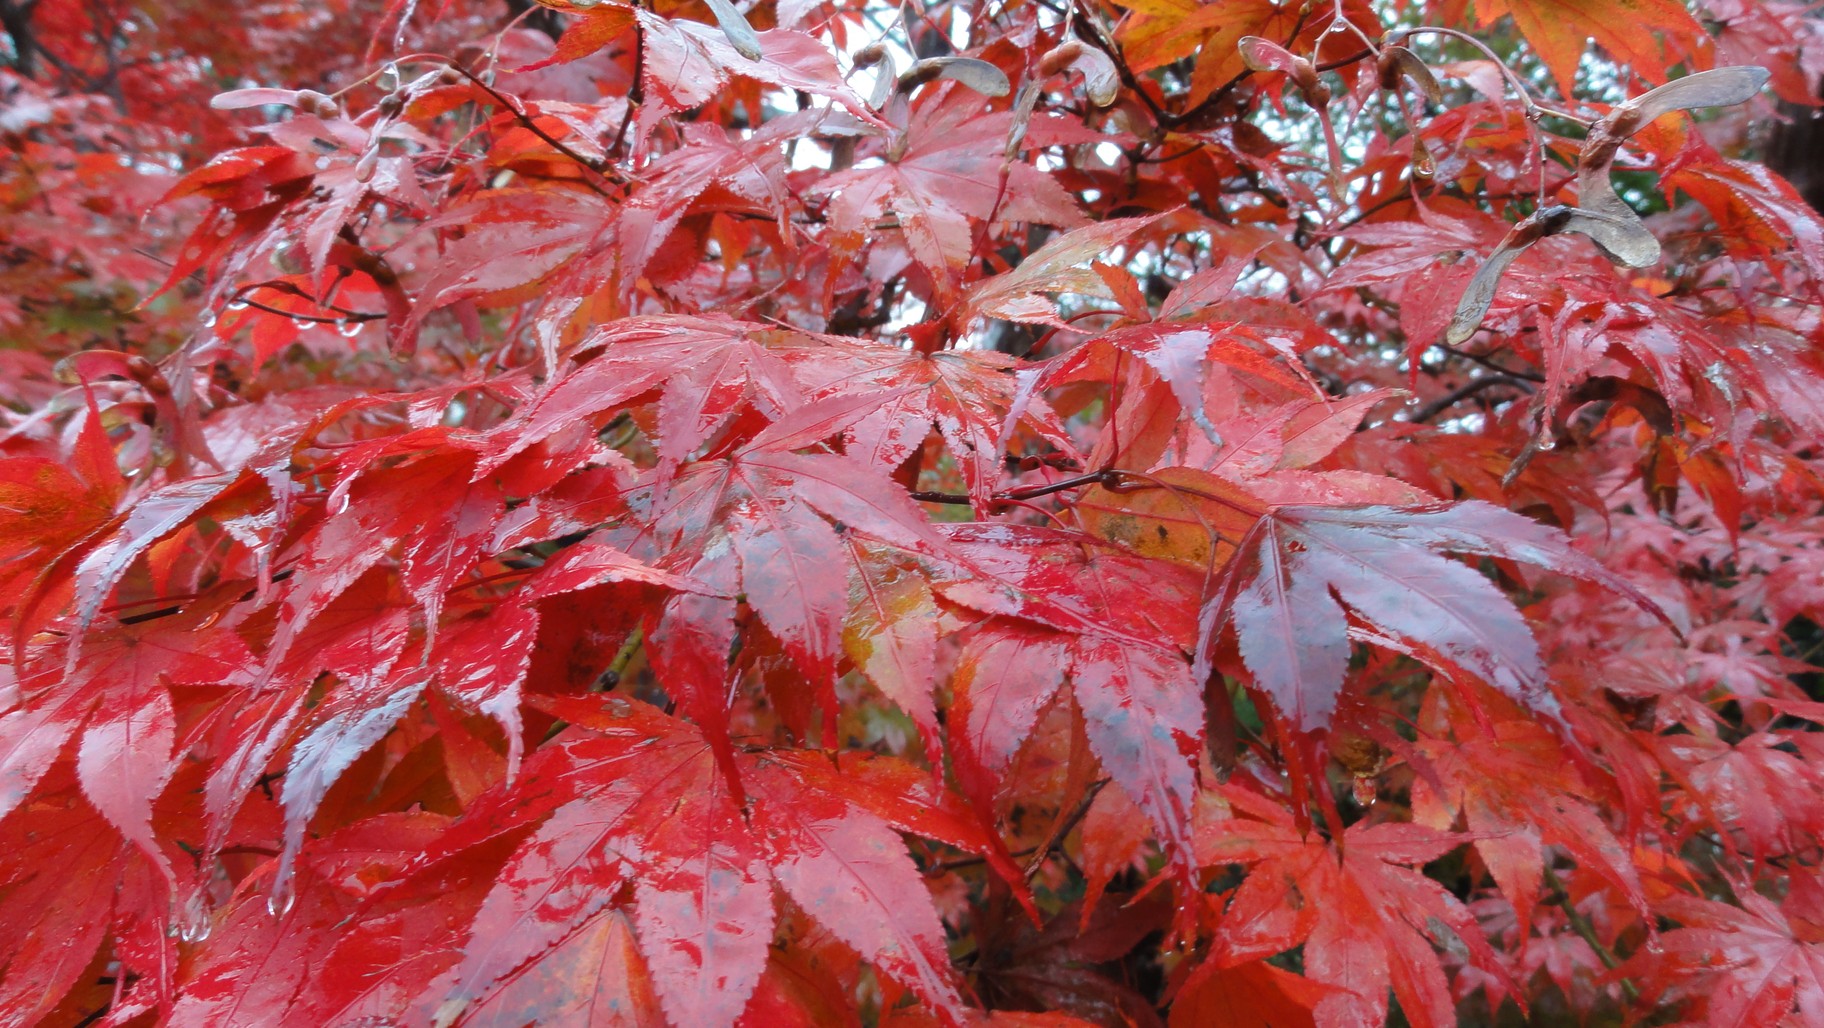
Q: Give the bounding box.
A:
[926,780,1108,874]
[1408,373,1531,424]
[1542,865,1639,999]
[1437,342,1546,382]
[1166,4,1310,128]
[441,60,623,193]
[910,469,1118,505]
[1021,778,1110,882]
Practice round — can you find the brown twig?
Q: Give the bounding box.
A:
[910,468,1120,506]
[918,781,1111,878]
[440,60,623,194]
[1024,777,1110,882]
[1408,373,1532,424]
[1438,342,1546,382]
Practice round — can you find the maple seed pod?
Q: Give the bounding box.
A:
[1378,46,1443,103]
[1286,57,1331,107]
[897,57,1012,98]
[122,354,161,386]
[1237,35,1293,74]
[301,90,340,118]
[852,42,886,69]
[1039,41,1086,78]
[1377,50,1402,92]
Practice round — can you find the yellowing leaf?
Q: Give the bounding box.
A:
[1475,0,1712,95]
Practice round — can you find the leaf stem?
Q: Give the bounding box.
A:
[1542,865,1639,1000]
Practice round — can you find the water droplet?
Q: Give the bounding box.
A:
[117,154,134,168]
[199,309,217,328]
[175,889,213,943]
[1405,394,1420,407]
[1352,776,1378,808]
[378,61,401,92]
[337,320,361,338]
[267,877,296,918]
[1537,433,1556,451]
[333,491,351,514]
[292,317,315,330]
[227,297,250,311]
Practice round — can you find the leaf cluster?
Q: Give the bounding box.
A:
[4,0,1824,1024]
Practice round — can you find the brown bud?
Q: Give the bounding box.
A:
[1329,731,1386,778]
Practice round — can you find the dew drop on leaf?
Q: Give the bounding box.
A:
[379,61,400,92]
[337,320,361,338]
[199,309,217,328]
[175,889,214,943]
[227,298,250,311]
[267,877,296,919]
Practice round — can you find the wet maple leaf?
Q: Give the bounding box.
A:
[7,0,1822,1023]
[1624,881,1824,1025]
[1195,804,1516,1028]
[817,102,1083,297]
[1205,500,1667,729]
[280,696,998,1025]
[1410,714,1646,931]
[1471,0,1711,95]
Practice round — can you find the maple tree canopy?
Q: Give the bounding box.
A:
[5,0,1824,1023]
